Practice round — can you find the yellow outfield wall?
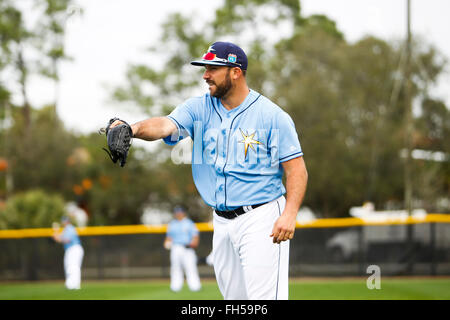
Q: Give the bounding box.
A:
[0,214,449,239]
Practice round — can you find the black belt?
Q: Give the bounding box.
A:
[215,202,268,219]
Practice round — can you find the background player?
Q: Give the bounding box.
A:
[52,215,84,290]
[110,41,308,299]
[164,205,201,292]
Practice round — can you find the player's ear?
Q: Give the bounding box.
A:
[231,67,243,80]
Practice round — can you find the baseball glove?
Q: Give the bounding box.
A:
[101,117,133,167]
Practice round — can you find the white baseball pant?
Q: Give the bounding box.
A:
[213,196,289,300]
[170,244,202,292]
[64,244,84,290]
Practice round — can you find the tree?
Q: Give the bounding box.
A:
[33,0,82,114]
[413,98,449,212]
[111,0,449,217]
[0,0,82,198]
[7,105,79,195]
[0,189,65,229]
[0,0,32,130]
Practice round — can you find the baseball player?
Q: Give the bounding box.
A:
[110,41,308,300]
[52,216,84,290]
[164,205,202,292]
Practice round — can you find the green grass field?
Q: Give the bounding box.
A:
[0,278,449,300]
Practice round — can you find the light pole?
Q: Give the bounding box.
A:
[404,0,415,274]
[404,0,413,219]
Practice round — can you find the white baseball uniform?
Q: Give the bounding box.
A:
[61,224,84,290]
[166,217,202,292]
[213,196,289,299]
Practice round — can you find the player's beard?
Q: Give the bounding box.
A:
[209,70,233,99]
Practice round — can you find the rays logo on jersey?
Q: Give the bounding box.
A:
[238,129,261,158]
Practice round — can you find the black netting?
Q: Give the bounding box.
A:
[0,223,449,281]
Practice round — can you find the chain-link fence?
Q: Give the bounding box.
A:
[0,219,449,281]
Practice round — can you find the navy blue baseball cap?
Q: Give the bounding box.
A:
[191,41,248,70]
[173,205,186,213]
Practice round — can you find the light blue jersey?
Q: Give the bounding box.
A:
[164,89,303,211]
[167,218,199,246]
[61,224,81,250]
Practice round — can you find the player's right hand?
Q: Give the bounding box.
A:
[164,239,172,250]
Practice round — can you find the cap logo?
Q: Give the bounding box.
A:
[227,54,237,63]
[203,52,216,61]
